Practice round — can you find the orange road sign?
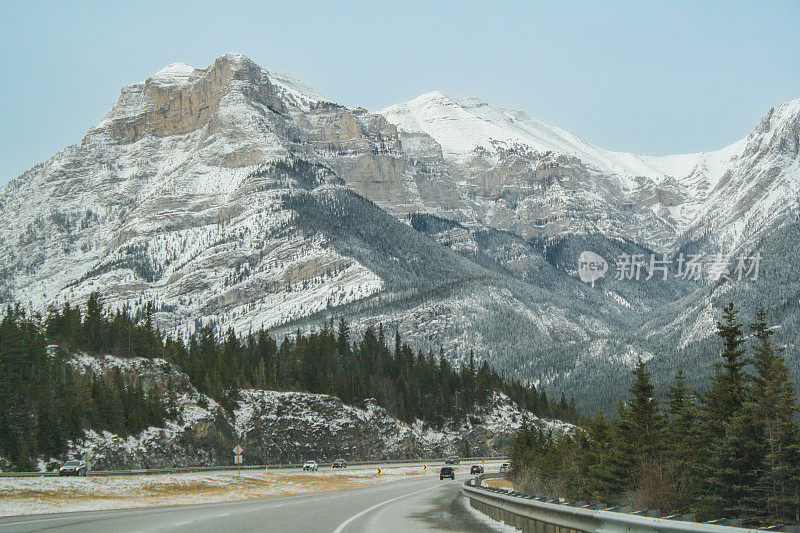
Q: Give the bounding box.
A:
[377,468,382,475]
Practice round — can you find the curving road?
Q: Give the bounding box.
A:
[0,471,505,532]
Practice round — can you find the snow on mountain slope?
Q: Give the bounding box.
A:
[149,62,200,85]
[678,97,800,254]
[379,92,689,249]
[379,91,800,257]
[0,54,390,334]
[2,53,800,407]
[381,91,657,185]
[379,90,752,190]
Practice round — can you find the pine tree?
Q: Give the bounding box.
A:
[84,293,104,351]
[745,308,800,524]
[618,358,664,484]
[663,369,701,512]
[584,412,629,503]
[696,302,751,521]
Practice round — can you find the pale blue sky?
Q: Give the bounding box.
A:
[1,0,798,185]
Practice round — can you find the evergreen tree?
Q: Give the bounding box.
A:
[622,358,664,470]
[584,412,629,502]
[696,302,752,520]
[745,308,800,524]
[663,369,701,512]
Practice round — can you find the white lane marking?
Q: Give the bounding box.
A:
[332,484,441,533]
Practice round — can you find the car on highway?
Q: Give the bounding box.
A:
[470,464,484,474]
[332,458,347,468]
[499,463,510,473]
[444,456,460,464]
[59,459,87,476]
[302,460,318,471]
[439,466,455,480]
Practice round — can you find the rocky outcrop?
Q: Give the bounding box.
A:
[66,353,237,469]
[94,54,285,144]
[63,353,568,469]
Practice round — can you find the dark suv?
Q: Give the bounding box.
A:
[470,464,484,474]
[440,466,455,480]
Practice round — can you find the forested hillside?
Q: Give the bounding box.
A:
[509,302,800,527]
[0,292,579,470]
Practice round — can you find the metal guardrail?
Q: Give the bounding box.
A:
[0,456,508,478]
[462,481,772,532]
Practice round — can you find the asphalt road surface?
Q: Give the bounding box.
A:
[0,471,505,532]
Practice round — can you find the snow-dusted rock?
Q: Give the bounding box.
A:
[59,353,563,469]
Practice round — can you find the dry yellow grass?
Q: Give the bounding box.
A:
[0,468,425,516]
[483,477,514,490]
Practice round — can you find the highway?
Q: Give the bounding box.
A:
[0,469,505,532]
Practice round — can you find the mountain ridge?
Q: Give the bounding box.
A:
[2,53,799,410]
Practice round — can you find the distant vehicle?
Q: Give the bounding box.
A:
[470,465,484,474]
[332,459,347,468]
[59,460,87,477]
[444,456,460,465]
[302,461,318,471]
[499,463,510,473]
[440,466,455,480]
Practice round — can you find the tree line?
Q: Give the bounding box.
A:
[0,293,580,470]
[509,302,800,527]
[0,300,166,469]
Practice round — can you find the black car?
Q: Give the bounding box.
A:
[444,456,460,465]
[470,465,484,474]
[440,466,455,480]
[59,460,87,477]
[332,458,347,468]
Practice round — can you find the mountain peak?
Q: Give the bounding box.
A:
[408,92,489,111]
[144,54,264,88]
[415,90,452,100]
[149,62,199,86]
[744,97,800,158]
[379,90,650,180]
[90,54,285,143]
[218,51,252,64]
[763,97,800,131]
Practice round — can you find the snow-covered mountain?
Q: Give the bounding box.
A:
[1,54,798,408]
[379,90,800,257]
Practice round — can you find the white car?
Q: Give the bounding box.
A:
[499,463,510,473]
[302,461,318,471]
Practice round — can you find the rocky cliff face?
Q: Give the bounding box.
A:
[98,56,284,143]
[63,353,565,469]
